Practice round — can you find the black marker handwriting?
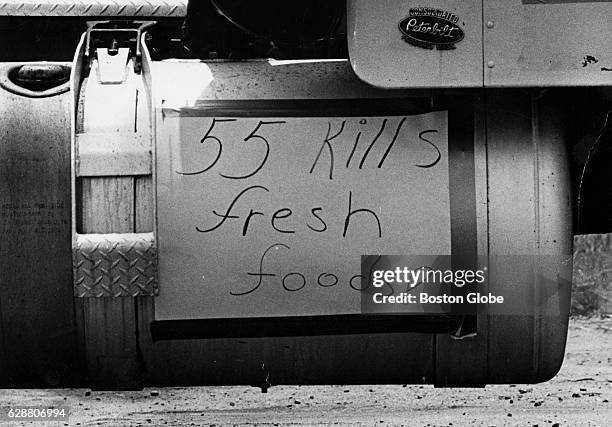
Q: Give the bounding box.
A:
[309,120,346,180]
[415,130,441,168]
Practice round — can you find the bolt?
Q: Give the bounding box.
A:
[486,21,495,29]
[487,60,495,68]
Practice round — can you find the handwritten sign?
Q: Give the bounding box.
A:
[155,111,451,319]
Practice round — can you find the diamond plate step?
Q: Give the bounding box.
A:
[0,0,186,17]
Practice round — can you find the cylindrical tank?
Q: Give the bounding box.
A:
[0,51,572,389]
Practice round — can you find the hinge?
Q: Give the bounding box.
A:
[84,20,156,82]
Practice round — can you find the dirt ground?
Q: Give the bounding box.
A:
[0,317,610,427]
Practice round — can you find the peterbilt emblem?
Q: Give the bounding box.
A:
[399,8,464,50]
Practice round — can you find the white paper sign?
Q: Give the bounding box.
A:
[156,111,451,319]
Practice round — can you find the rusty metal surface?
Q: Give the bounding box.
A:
[483,0,612,87]
[0,0,186,17]
[152,60,425,111]
[73,233,158,297]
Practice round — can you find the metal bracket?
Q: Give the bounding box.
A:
[85,20,156,76]
[72,28,158,298]
[95,47,130,84]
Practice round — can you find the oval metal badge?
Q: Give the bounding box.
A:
[399,8,464,50]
